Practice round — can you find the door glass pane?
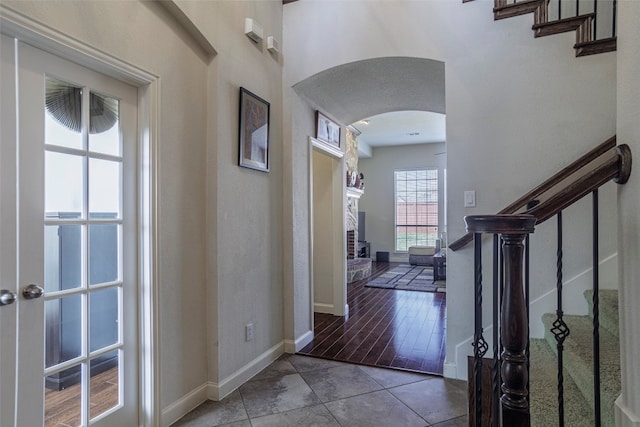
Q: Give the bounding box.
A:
[89,351,119,420]
[89,158,121,219]
[89,288,119,351]
[45,295,82,369]
[45,77,83,150]
[89,224,120,286]
[45,365,82,427]
[45,151,84,218]
[45,224,84,292]
[89,92,120,156]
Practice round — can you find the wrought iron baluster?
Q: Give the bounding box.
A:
[558,0,562,20]
[612,0,617,37]
[552,211,569,427]
[592,190,602,426]
[493,234,500,427]
[473,232,488,426]
[525,234,531,408]
[593,0,598,40]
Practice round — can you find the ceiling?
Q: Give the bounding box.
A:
[350,110,446,157]
[293,57,446,158]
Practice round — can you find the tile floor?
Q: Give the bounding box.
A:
[173,354,469,427]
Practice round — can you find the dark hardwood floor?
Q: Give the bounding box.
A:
[298,261,446,375]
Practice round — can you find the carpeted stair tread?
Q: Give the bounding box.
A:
[529,338,594,427]
[542,313,620,427]
[584,289,619,338]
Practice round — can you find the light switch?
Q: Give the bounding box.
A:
[464,190,476,208]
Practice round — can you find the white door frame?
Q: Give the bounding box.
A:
[308,137,348,319]
[0,6,160,426]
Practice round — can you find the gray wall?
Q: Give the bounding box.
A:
[358,143,446,262]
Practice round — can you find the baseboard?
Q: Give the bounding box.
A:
[615,395,640,426]
[161,341,284,427]
[442,362,458,379]
[313,302,334,314]
[284,330,313,353]
[161,382,209,427]
[208,340,284,401]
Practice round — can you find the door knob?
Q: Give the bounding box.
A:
[22,284,44,300]
[1,289,17,306]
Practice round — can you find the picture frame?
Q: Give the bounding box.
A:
[239,87,270,172]
[315,111,341,149]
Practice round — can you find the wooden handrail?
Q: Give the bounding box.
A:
[526,144,631,224]
[449,136,618,251]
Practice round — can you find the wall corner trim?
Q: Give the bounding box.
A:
[156,0,217,62]
[284,330,314,353]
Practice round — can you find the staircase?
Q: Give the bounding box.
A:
[465,0,617,57]
[530,290,621,426]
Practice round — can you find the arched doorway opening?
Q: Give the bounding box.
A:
[292,57,447,374]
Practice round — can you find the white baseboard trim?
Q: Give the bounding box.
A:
[442,362,458,379]
[161,382,209,427]
[313,302,334,314]
[284,330,314,353]
[209,341,284,401]
[161,341,284,426]
[616,396,640,426]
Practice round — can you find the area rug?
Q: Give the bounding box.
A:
[365,264,446,293]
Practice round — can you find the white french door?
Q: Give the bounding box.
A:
[0,36,139,427]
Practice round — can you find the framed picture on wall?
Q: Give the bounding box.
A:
[315,111,341,149]
[239,87,270,172]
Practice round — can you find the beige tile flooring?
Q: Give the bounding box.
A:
[173,354,469,427]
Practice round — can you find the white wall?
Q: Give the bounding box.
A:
[358,143,446,262]
[616,1,640,424]
[174,0,285,391]
[283,0,617,379]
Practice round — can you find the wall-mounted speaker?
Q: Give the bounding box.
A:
[267,36,279,54]
[244,18,263,43]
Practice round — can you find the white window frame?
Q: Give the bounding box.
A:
[394,168,439,252]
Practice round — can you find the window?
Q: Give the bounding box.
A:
[395,169,438,251]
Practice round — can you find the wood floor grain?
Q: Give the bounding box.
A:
[298,261,446,375]
[44,365,119,427]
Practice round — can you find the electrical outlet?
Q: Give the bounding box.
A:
[245,323,254,342]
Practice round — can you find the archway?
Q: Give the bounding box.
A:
[292,56,447,372]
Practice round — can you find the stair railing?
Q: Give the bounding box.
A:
[449,136,616,251]
[465,143,631,426]
[465,0,618,56]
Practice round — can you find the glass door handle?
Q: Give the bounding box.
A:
[22,284,44,300]
[0,289,17,306]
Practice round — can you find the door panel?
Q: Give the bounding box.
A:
[0,33,19,427]
[3,40,139,427]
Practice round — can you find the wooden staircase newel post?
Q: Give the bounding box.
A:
[500,231,531,427]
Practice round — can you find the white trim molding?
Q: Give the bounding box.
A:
[0,6,161,426]
[284,330,313,353]
[161,341,284,426]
